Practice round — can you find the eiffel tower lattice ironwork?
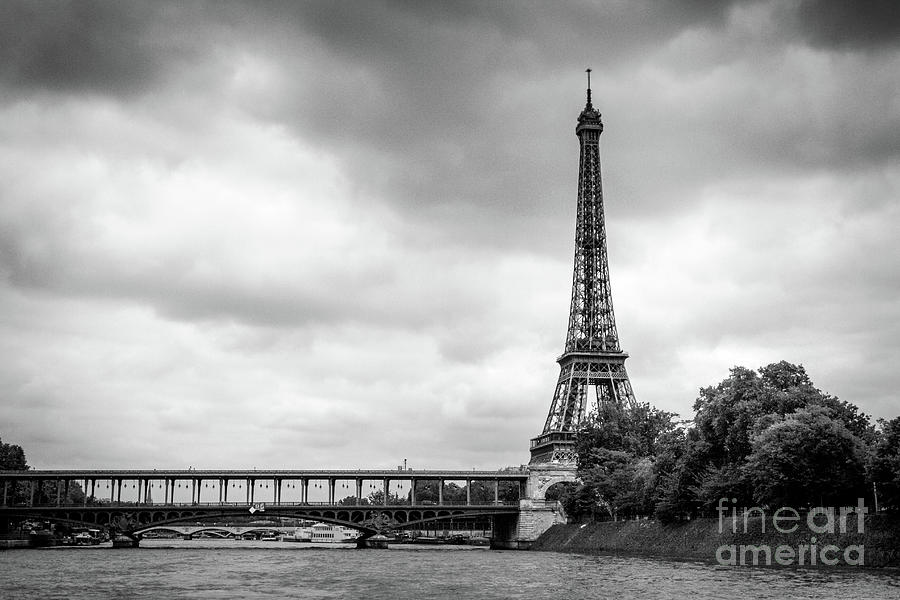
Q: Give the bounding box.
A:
[530,70,637,466]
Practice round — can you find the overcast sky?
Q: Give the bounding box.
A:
[2,0,898,471]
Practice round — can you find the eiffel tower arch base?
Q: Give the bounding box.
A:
[490,465,572,549]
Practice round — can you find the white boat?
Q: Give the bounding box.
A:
[289,523,359,543]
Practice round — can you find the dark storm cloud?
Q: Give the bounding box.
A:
[14,0,886,252]
[790,0,900,51]
[0,1,208,96]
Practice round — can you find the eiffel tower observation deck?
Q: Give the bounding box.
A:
[530,70,637,466]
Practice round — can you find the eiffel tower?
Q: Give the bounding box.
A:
[530,70,637,466]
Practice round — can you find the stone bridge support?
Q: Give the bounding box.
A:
[490,464,573,549]
[490,499,567,550]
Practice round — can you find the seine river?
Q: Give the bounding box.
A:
[2,540,898,599]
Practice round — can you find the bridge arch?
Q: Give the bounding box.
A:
[527,467,576,501]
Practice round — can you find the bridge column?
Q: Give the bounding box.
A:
[88,479,94,505]
[410,478,416,505]
[117,479,123,503]
[327,479,334,504]
[438,479,443,506]
[355,479,362,502]
[249,479,255,504]
[302,479,309,504]
[275,479,281,505]
[383,479,389,505]
[2,479,8,506]
[494,479,499,504]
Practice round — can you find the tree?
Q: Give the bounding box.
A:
[658,361,875,516]
[0,438,28,470]
[466,481,496,504]
[1,437,30,506]
[868,417,900,511]
[746,406,867,507]
[545,481,577,505]
[366,489,405,506]
[570,401,677,521]
[576,401,678,463]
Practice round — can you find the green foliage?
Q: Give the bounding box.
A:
[1,437,30,505]
[0,437,29,471]
[653,361,874,517]
[571,361,885,522]
[566,401,677,521]
[405,480,514,505]
[545,481,577,503]
[746,406,867,507]
[576,401,678,460]
[869,417,900,511]
[366,489,405,506]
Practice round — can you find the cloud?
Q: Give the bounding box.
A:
[1,1,897,471]
[790,0,900,51]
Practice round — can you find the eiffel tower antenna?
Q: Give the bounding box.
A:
[529,74,636,466]
[586,68,592,108]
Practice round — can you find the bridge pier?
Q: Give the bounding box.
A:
[490,499,566,549]
[490,464,572,549]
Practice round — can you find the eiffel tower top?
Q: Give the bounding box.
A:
[564,68,621,355]
[576,68,603,135]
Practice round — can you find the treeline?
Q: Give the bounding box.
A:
[553,361,900,522]
[0,439,87,506]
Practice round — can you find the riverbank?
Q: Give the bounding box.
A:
[530,514,900,567]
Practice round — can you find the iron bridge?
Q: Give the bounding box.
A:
[0,469,528,542]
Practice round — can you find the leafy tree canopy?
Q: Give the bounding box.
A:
[746,405,867,507]
[0,437,29,471]
[869,417,900,511]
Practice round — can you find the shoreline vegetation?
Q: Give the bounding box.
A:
[549,361,899,531]
[537,360,899,568]
[530,516,900,568]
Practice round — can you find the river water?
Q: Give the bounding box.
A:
[2,539,898,599]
